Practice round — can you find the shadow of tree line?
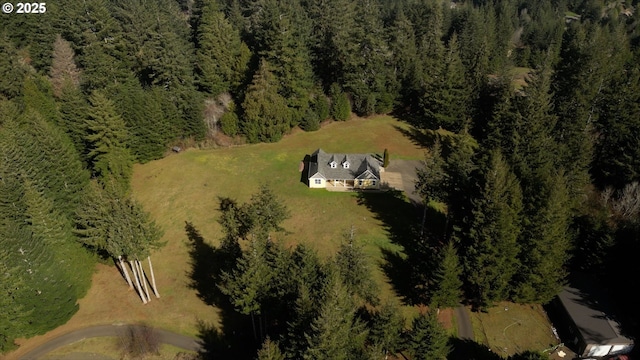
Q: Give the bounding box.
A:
[184,214,259,360]
[356,189,448,307]
[356,184,513,360]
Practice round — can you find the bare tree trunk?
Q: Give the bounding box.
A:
[147,256,160,298]
[250,312,257,342]
[130,260,148,304]
[118,256,134,290]
[137,260,151,302]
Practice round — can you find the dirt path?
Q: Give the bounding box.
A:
[15,325,201,360]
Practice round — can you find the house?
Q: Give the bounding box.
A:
[307,149,382,190]
[550,281,634,359]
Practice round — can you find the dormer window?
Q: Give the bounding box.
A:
[342,161,350,169]
[330,161,337,169]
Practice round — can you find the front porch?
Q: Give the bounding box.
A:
[325,179,379,191]
[326,179,355,190]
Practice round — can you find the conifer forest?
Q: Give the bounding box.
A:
[1,0,640,358]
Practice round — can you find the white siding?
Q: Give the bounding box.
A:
[310,178,325,188]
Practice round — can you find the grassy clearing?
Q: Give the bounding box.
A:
[9,115,557,359]
[470,302,559,358]
[6,116,424,360]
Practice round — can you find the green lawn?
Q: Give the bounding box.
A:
[130,116,426,308]
[470,302,559,358]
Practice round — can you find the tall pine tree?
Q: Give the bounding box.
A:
[85,91,133,195]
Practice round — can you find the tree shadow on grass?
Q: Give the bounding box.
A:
[184,220,257,360]
[448,338,503,360]
[392,124,437,149]
[356,190,448,306]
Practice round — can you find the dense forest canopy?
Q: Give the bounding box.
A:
[1,0,640,356]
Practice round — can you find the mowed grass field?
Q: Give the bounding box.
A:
[471,302,559,357]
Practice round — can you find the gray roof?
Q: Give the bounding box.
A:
[308,149,381,181]
[558,285,634,346]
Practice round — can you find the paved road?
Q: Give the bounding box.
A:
[455,306,474,340]
[17,325,202,360]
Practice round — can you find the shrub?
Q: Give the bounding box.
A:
[220,102,239,136]
[329,83,350,121]
[118,325,160,358]
[301,107,320,131]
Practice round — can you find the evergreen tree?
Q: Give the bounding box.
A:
[422,35,471,131]
[220,235,275,340]
[514,172,572,304]
[62,0,131,91]
[415,0,446,129]
[429,241,463,309]
[592,63,640,188]
[75,181,164,302]
[329,83,351,121]
[3,109,90,217]
[303,272,368,360]
[0,35,26,100]
[305,0,358,86]
[406,310,450,360]
[86,91,133,195]
[23,180,93,299]
[0,1,57,71]
[220,101,241,136]
[415,139,447,204]
[194,1,251,96]
[341,0,393,115]
[112,0,196,90]
[111,82,173,163]
[334,229,379,305]
[21,76,61,126]
[552,22,630,196]
[0,255,30,352]
[388,7,418,106]
[458,7,491,95]
[241,59,292,143]
[497,68,557,183]
[252,0,315,123]
[257,337,285,360]
[0,221,80,338]
[57,85,90,159]
[244,185,291,239]
[313,92,330,123]
[462,150,522,309]
[367,301,405,359]
[282,245,327,358]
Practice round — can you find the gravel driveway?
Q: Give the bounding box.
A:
[381,159,423,204]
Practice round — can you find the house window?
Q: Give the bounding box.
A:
[343,161,350,169]
[330,161,337,169]
[314,179,322,185]
[371,180,376,186]
[358,180,363,186]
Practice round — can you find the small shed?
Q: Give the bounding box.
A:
[551,281,634,358]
